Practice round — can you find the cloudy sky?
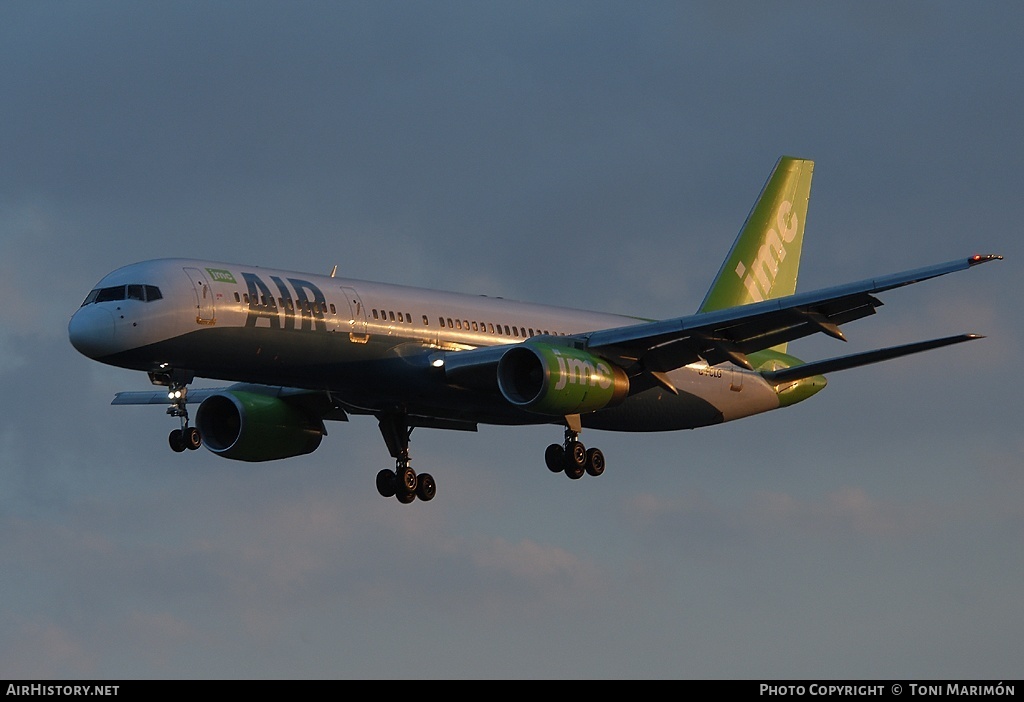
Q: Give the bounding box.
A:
[2,1,1020,679]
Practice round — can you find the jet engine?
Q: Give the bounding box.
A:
[497,343,628,415]
[195,390,324,461]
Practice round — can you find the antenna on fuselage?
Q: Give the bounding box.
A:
[330,265,337,278]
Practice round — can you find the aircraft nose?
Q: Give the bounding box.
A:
[69,305,116,359]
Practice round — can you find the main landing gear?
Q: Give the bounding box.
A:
[374,412,436,504]
[544,422,606,480]
[153,370,202,454]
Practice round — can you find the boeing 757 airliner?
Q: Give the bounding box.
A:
[68,157,1002,503]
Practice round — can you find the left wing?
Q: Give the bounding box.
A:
[111,383,479,432]
[112,384,351,423]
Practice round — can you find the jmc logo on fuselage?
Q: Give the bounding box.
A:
[205,268,238,284]
[242,272,329,332]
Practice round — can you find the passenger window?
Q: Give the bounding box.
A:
[456,320,462,330]
[330,303,337,314]
[423,315,430,326]
[373,309,380,320]
[488,323,494,333]
[406,313,412,323]
[389,311,395,322]
[472,321,478,331]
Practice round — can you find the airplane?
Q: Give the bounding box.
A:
[68,156,1002,504]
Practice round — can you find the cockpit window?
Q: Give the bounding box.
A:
[81,284,163,306]
[95,286,126,303]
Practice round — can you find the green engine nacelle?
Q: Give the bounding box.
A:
[195,391,324,461]
[497,343,629,415]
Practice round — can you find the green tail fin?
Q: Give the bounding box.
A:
[698,156,815,316]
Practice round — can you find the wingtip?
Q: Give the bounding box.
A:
[969,254,1003,266]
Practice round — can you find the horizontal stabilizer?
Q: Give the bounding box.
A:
[760,334,984,383]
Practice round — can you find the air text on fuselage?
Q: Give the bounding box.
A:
[242,272,328,332]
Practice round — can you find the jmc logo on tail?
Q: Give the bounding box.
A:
[734,200,799,303]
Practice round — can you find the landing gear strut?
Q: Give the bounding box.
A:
[152,369,201,454]
[544,419,606,480]
[375,411,435,503]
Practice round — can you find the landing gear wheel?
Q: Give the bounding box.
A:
[416,473,436,502]
[585,447,605,477]
[376,469,397,498]
[168,429,186,453]
[395,489,416,504]
[564,441,587,480]
[396,463,417,493]
[545,444,565,473]
[567,441,587,470]
[185,426,202,450]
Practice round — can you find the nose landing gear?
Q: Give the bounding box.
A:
[151,370,202,454]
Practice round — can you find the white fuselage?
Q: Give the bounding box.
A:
[69,258,782,431]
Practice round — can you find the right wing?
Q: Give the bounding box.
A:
[580,254,1002,381]
[437,254,1002,397]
